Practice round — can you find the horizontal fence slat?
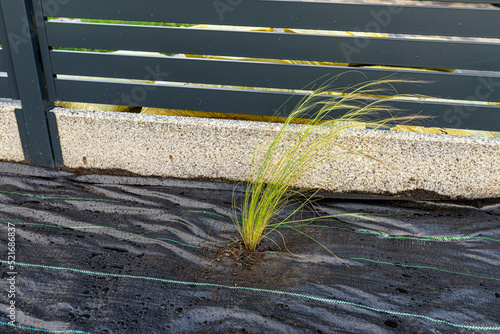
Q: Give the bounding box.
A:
[50,50,500,103]
[413,0,500,3]
[54,78,500,131]
[46,22,500,72]
[0,48,6,72]
[0,75,12,98]
[43,0,500,38]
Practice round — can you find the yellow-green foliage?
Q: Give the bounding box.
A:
[236,78,415,251]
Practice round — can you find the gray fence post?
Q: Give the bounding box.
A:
[0,0,62,168]
[0,6,20,100]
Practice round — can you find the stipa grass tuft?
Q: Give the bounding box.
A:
[233,78,421,253]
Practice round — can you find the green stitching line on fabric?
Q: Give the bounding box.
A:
[0,220,117,230]
[182,210,230,219]
[1,260,499,331]
[158,239,500,281]
[289,224,500,242]
[352,258,500,282]
[3,190,496,242]
[157,238,217,251]
[385,235,500,242]
[0,321,91,334]
[0,189,123,203]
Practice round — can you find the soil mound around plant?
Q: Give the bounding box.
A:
[0,162,499,333]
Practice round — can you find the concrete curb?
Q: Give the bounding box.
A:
[0,102,24,163]
[51,108,499,199]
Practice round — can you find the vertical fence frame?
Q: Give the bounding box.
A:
[0,4,19,100]
[0,0,62,167]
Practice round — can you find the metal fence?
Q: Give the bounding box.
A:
[0,0,499,168]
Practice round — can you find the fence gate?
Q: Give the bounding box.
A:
[1,0,499,167]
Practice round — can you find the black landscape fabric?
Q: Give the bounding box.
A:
[0,162,499,333]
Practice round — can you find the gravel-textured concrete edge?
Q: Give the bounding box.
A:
[52,108,499,199]
[0,101,24,163]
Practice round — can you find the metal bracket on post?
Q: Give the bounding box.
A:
[0,0,62,168]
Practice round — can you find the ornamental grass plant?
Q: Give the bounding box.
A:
[234,78,419,252]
